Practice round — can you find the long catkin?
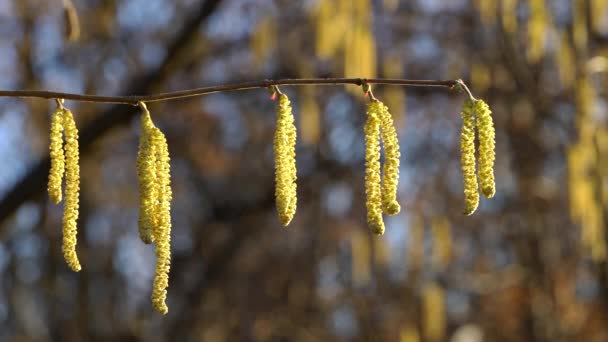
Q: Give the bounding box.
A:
[61,108,81,272]
[136,111,158,244]
[376,101,401,216]
[48,108,65,204]
[273,93,298,226]
[475,99,496,198]
[460,99,479,215]
[365,102,384,234]
[150,127,172,315]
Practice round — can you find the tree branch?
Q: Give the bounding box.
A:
[0,78,459,105]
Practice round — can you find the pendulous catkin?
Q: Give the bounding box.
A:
[150,127,172,315]
[364,101,385,234]
[475,100,496,199]
[48,107,65,204]
[376,101,401,216]
[135,104,174,314]
[136,111,158,244]
[460,99,479,215]
[62,108,81,272]
[273,93,298,226]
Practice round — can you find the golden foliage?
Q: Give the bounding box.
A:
[431,217,452,271]
[351,229,371,286]
[422,282,445,341]
[526,0,548,63]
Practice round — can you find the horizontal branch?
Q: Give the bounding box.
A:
[0,78,460,105]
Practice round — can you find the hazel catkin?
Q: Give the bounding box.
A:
[150,127,172,315]
[61,108,81,272]
[136,111,158,244]
[273,93,298,226]
[48,107,65,204]
[376,101,401,216]
[365,102,385,234]
[475,99,496,198]
[460,99,479,215]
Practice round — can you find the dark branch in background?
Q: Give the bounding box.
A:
[0,0,224,228]
[0,78,459,104]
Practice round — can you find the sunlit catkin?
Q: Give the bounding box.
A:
[365,102,384,234]
[48,107,65,204]
[273,93,298,226]
[62,108,81,272]
[475,100,496,198]
[136,110,158,244]
[460,99,479,215]
[376,101,401,215]
[150,127,172,315]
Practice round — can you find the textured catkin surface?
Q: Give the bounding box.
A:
[61,109,81,272]
[48,108,65,204]
[137,111,158,244]
[150,127,172,315]
[460,99,479,215]
[273,94,298,226]
[377,101,401,216]
[475,100,496,199]
[365,102,384,234]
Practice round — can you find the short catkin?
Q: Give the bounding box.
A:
[475,100,496,198]
[376,101,401,216]
[150,127,172,315]
[460,99,479,215]
[62,108,81,272]
[48,107,65,204]
[273,93,298,226]
[365,102,385,234]
[136,111,158,244]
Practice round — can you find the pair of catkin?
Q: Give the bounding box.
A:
[48,105,81,272]
[364,100,401,235]
[273,93,298,226]
[136,106,173,314]
[460,98,495,215]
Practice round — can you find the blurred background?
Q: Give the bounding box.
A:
[0,0,606,340]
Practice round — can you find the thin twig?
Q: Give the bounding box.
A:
[0,78,459,105]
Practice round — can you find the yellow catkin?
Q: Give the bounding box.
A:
[136,111,158,244]
[365,102,384,234]
[475,100,496,198]
[48,107,65,204]
[460,99,479,215]
[150,127,172,315]
[376,100,401,215]
[273,94,298,226]
[61,108,81,272]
